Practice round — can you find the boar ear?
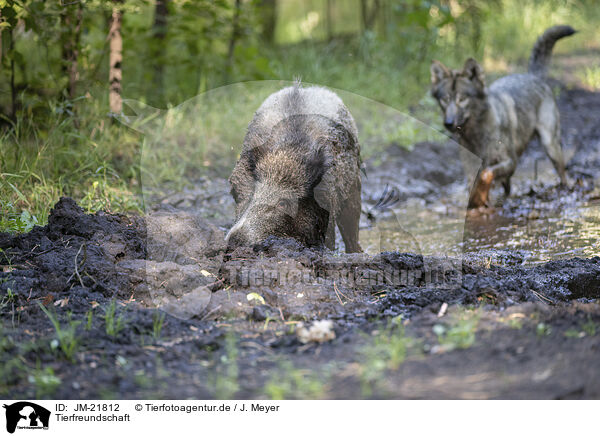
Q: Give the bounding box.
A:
[431,60,450,86]
[462,58,485,90]
[246,144,268,177]
[305,147,330,191]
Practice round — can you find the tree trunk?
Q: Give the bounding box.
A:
[109,3,123,114]
[151,0,168,104]
[61,2,83,100]
[226,0,241,79]
[380,0,387,39]
[326,0,333,41]
[0,9,3,67]
[360,0,367,34]
[360,0,380,33]
[258,0,276,43]
[9,26,15,120]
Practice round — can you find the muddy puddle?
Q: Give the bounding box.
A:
[361,200,600,264]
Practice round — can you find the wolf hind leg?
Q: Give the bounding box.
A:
[502,178,511,197]
[537,101,567,185]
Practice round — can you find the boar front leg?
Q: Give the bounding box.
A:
[337,182,362,253]
[325,215,336,251]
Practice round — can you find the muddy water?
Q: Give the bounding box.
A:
[463,200,600,263]
[360,205,465,257]
[361,200,600,264]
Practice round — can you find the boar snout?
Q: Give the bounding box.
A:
[224,211,252,248]
[225,229,247,249]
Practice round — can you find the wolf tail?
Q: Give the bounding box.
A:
[528,25,576,76]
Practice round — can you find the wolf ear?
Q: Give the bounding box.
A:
[462,58,485,89]
[430,60,450,85]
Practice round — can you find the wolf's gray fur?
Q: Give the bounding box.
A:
[226,83,362,252]
[430,25,575,207]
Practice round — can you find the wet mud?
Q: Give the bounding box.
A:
[1,87,599,399]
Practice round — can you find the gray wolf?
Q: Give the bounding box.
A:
[430,25,575,207]
[226,83,362,252]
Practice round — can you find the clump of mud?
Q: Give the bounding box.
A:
[0,198,146,304]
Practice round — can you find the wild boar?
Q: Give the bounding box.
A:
[225,83,362,252]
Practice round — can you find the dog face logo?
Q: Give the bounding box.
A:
[3,402,50,434]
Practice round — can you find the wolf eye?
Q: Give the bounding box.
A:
[457,95,469,104]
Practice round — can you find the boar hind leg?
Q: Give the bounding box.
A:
[337,185,362,253]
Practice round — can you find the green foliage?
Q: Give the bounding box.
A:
[152,310,165,340]
[85,310,93,331]
[577,66,600,90]
[536,322,551,338]
[564,316,598,338]
[213,332,239,399]
[38,303,81,361]
[264,361,325,400]
[0,202,38,233]
[359,316,414,397]
[28,366,61,398]
[103,300,126,338]
[507,318,523,330]
[0,326,23,395]
[0,286,16,308]
[433,309,479,351]
[582,318,598,337]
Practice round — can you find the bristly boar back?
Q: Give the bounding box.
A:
[226,82,362,252]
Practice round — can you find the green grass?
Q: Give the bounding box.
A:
[536,322,552,338]
[0,99,143,230]
[433,308,480,351]
[103,300,126,338]
[28,366,62,399]
[0,326,23,396]
[152,311,166,340]
[577,66,600,90]
[264,360,326,400]
[213,332,239,400]
[38,303,81,362]
[564,316,598,338]
[359,316,415,397]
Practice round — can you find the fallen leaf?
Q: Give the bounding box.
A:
[54,297,69,307]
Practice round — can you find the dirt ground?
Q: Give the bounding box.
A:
[1,84,599,400]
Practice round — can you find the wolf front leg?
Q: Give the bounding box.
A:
[468,168,494,208]
[468,158,516,208]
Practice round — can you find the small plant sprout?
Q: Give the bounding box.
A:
[86,310,93,331]
[103,300,126,337]
[38,303,81,362]
[152,311,166,339]
[433,309,480,352]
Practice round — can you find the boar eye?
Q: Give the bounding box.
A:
[278,199,292,209]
